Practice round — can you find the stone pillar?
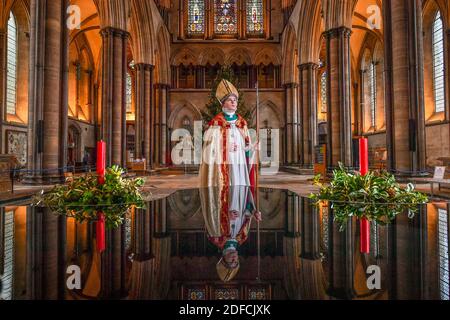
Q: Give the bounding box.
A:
[284,83,299,165]
[25,0,69,184]
[100,27,129,167]
[324,27,353,169]
[154,84,169,167]
[135,64,153,161]
[300,198,320,260]
[26,207,66,299]
[383,0,426,175]
[0,29,5,152]
[298,63,319,167]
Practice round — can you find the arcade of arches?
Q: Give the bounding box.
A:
[0,0,449,184]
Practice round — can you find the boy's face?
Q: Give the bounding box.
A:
[222,95,238,113]
[228,210,239,221]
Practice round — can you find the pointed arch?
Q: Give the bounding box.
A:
[281,22,297,84]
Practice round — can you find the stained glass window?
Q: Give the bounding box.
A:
[369,61,377,128]
[214,0,238,35]
[126,72,132,113]
[187,0,205,35]
[432,11,445,113]
[320,72,327,113]
[6,12,18,115]
[246,0,264,35]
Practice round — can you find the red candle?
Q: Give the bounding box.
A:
[96,212,106,253]
[359,138,370,254]
[359,138,369,176]
[97,140,106,185]
[96,140,106,252]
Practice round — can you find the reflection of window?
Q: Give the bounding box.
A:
[438,208,449,300]
[0,211,14,300]
[432,11,445,113]
[370,221,379,258]
[6,12,18,115]
[246,0,264,35]
[321,206,329,253]
[214,0,237,35]
[320,72,327,113]
[187,0,205,35]
[126,72,132,113]
[369,62,377,128]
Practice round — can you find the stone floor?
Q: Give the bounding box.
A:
[139,172,319,199]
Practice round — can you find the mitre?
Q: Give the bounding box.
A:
[215,79,239,104]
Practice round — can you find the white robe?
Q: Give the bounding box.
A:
[227,119,250,186]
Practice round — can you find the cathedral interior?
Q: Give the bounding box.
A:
[0,0,449,301]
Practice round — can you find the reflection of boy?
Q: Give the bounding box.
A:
[211,187,262,282]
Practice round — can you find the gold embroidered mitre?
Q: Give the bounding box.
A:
[215,79,239,104]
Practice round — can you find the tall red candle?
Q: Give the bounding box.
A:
[359,138,370,254]
[359,138,369,176]
[96,140,106,185]
[96,140,106,252]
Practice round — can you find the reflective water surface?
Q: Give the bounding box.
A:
[0,187,449,300]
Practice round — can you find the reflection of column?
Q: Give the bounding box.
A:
[300,199,320,260]
[133,207,153,261]
[383,0,426,174]
[389,206,427,299]
[26,0,69,184]
[100,27,129,166]
[324,27,353,169]
[327,211,354,299]
[284,83,299,165]
[298,63,319,167]
[135,64,154,161]
[285,191,300,237]
[154,198,168,237]
[26,208,66,299]
[100,225,127,299]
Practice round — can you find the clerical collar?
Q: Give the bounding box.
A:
[223,239,239,254]
[222,111,238,122]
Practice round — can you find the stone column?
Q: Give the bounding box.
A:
[135,64,153,161]
[298,63,319,167]
[0,29,5,152]
[324,27,353,169]
[283,83,299,164]
[383,0,426,174]
[153,83,170,167]
[26,207,66,299]
[100,27,129,167]
[25,0,69,184]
